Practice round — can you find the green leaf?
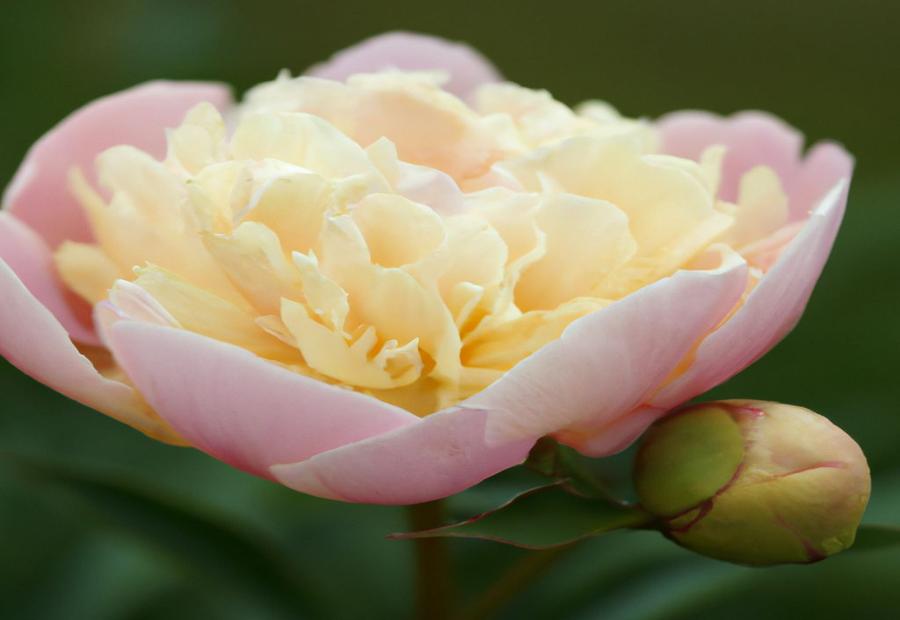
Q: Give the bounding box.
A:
[524,437,626,502]
[390,481,653,549]
[850,524,900,552]
[7,456,314,619]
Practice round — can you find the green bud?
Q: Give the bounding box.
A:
[634,400,871,566]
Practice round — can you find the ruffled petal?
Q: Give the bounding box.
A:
[652,180,848,409]
[270,406,533,504]
[307,31,501,98]
[105,321,418,478]
[465,249,749,446]
[0,258,178,442]
[3,81,233,248]
[657,110,803,204]
[657,110,853,221]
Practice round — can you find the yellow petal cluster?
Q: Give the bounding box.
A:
[55,72,789,415]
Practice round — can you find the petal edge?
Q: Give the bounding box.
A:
[0,258,176,442]
[307,31,501,99]
[106,321,418,478]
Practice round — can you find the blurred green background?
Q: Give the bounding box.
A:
[1,1,899,618]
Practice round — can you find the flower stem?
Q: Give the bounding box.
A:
[456,545,574,620]
[407,500,454,620]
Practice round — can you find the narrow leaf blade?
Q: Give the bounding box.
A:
[391,481,652,549]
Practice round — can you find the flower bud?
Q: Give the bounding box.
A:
[634,400,870,565]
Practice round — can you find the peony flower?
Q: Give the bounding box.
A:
[0,32,852,504]
[634,401,870,565]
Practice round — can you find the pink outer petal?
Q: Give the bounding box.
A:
[271,406,534,504]
[3,81,233,248]
[651,180,849,410]
[657,110,853,221]
[657,110,803,205]
[464,251,749,448]
[307,31,501,99]
[0,258,175,441]
[105,322,420,479]
[0,212,97,344]
[270,252,748,502]
[569,405,667,457]
[787,142,853,220]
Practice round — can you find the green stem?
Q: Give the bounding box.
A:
[407,500,454,620]
[456,545,575,620]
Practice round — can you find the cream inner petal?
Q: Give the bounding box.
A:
[54,72,794,417]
